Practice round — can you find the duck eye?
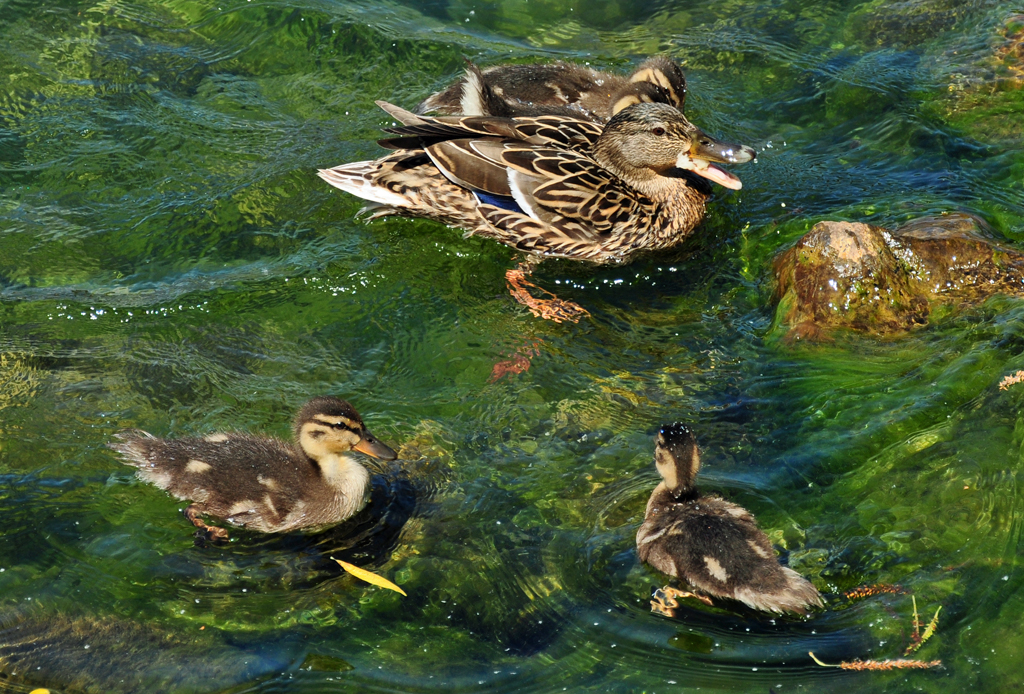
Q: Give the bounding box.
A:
[652,126,666,136]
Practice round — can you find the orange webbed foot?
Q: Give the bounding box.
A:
[185,504,230,544]
[505,265,589,323]
[651,586,714,616]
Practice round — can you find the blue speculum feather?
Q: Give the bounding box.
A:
[474,190,525,214]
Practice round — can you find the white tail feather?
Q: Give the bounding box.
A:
[460,67,485,116]
[317,167,410,209]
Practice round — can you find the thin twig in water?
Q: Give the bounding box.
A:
[809,652,941,670]
[920,606,942,647]
[843,583,906,600]
[905,595,923,653]
[905,601,942,655]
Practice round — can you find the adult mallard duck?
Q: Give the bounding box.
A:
[417,56,687,123]
[636,424,823,615]
[109,396,397,542]
[319,101,755,321]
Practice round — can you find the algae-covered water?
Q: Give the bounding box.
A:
[2,0,1024,691]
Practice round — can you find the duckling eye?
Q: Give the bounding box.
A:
[652,126,666,136]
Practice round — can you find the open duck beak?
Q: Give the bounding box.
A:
[675,129,756,191]
[354,432,398,460]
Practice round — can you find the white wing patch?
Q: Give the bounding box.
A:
[747,540,772,559]
[638,525,669,545]
[703,556,730,583]
[186,459,212,474]
[507,169,546,221]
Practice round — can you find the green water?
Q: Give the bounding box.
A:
[1,0,1023,691]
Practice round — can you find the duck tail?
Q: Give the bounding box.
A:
[108,430,179,490]
[375,100,427,126]
[318,164,412,210]
[107,430,156,468]
[735,568,824,615]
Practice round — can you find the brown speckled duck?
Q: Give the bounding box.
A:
[319,101,754,322]
[636,423,823,615]
[417,57,687,123]
[109,397,397,542]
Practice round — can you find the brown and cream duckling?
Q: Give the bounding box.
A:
[418,56,687,123]
[636,423,823,615]
[109,396,397,542]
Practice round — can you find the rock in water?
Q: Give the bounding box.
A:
[772,213,1024,339]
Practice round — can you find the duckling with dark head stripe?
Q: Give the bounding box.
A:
[418,56,687,124]
[109,397,397,542]
[636,424,823,615]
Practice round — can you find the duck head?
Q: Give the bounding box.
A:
[654,422,701,497]
[295,396,397,462]
[594,102,755,191]
[624,56,687,111]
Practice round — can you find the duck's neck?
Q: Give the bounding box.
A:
[314,453,370,512]
[591,152,709,238]
[645,481,698,514]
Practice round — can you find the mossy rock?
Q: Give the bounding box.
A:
[771,213,1024,339]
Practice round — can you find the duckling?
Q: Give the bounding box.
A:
[319,101,754,322]
[109,396,397,542]
[636,424,823,615]
[417,56,687,123]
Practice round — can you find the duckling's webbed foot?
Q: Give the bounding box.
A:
[505,263,589,324]
[651,586,714,616]
[184,504,230,544]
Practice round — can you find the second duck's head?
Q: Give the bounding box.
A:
[654,422,701,497]
[594,102,755,191]
[615,56,688,114]
[294,396,397,462]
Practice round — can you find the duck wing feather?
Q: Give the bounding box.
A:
[421,138,657,259]
[376,101,603,153]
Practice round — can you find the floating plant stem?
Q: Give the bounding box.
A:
[843,583,906,600]
[809,652,941,670]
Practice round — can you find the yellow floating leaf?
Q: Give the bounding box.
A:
[334,559,407,596]
[30,689,51,694]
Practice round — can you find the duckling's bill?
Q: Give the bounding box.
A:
[353,433,398,460]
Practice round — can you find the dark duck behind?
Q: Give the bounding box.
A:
[417,56,689,123]
[109,396,397,542]
[636,423,823,615]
